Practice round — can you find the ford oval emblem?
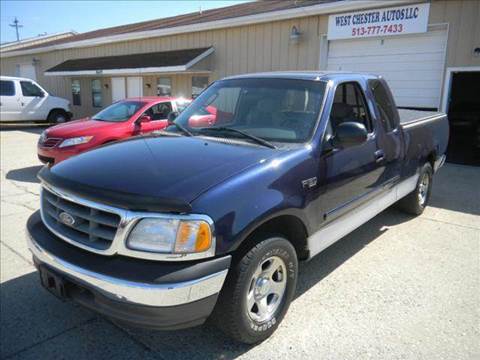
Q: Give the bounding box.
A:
[59,212,75,226]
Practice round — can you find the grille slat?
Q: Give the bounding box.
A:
[41,187,121,251]
[39,138,63,148]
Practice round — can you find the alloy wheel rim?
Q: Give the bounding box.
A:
[246,255,287,323]
[418,173,429,206]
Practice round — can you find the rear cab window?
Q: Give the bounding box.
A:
[368,79,399,132]
[0,80,15,96]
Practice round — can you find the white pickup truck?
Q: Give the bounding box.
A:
[0,76,71,123]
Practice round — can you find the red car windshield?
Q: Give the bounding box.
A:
[92,101,146,122]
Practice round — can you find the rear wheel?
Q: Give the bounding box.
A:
[212,236,298,344]
[47,110,68,124]
[398,163,433,215]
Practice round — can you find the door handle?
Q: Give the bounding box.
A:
[374,150,385,163]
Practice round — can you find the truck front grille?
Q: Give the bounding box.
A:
[39,138,63,148]
[41,187,121,251]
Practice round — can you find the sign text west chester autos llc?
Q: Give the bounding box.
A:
[328,3,430,40]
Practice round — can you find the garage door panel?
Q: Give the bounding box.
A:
[328,31,446,57]
[327,52,444,64]
[327,60,445,72]
[387,80,442,91]
[327,29,447,109]
[395,96,439,108]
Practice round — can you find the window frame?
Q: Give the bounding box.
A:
[71,79,81,106]
[145,101,173,120]
[331,81,374,133]
[368,79,399,132]
[191,76,209,98]
[91,79,102,108]
[0,80,15,96]
[156,77,172,96]
[20,81,44,97]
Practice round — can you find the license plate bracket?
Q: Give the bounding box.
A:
[39,267,69,300]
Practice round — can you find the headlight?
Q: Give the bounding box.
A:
[59,136,93,148]
[39,131,47,143]
[127,218,214,257]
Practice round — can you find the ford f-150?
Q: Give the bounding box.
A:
[26,72,448,344]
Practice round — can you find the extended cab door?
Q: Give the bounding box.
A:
[367,79,403,183]
[320,81,385,222]
[0,79,22,121]
[19,80,48,121]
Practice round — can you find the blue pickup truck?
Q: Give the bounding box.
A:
[27,72,448,343]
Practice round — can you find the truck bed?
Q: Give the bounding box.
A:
[398,109,444,126]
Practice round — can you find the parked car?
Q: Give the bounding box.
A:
[0,76,71,123]
[37,96,191,165]
[26,72,448,344]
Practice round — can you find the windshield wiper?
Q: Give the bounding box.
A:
[198,127,276,149]
[168,121,193,137]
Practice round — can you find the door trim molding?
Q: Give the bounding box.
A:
[307,173,418,259]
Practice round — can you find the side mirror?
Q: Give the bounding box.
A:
[333,122,368,148]
[137,114,151,123]
[167,111,179,123]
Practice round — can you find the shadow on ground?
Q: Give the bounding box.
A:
[6,165,43,183]
[428,164,480,215]
[0,124,49,134]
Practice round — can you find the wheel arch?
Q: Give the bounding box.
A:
[232,213,310,263]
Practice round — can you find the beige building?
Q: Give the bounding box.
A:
[1,0,479,162]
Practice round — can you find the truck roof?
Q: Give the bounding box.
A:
[223,71,381,82]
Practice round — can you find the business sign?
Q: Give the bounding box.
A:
[328,3,430,40]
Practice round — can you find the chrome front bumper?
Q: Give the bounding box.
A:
[27,231,228,307]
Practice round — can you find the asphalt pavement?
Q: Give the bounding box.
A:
[1,125,479,359]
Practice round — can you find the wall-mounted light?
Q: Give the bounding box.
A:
[32,57,40,65]
[146,83,151,88]
[104,83,109,89]
[289,25,302,44]
[473,47,480,57]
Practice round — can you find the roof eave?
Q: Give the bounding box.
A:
[1,0,414,58]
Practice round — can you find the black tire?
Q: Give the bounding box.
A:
[212,235,298,344]
[47,110,68,124]
[398,163,433,215]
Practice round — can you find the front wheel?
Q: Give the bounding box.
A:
[47,110,68,124]
[398,162,433,215]
[212,236,298,344]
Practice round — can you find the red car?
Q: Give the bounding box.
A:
[38,97,191,165]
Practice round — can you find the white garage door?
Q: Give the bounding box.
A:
[327,29,447,109]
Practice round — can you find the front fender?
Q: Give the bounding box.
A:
[191,147,318,255]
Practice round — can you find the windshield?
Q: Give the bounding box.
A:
[92,101,145,122]
[173,78,327,143]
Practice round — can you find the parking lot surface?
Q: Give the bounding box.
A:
[1,126,479,359]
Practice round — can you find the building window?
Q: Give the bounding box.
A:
[71,79,81,106]
[92,79,102,107]
[192,76,209,98]
[157,77,172,96]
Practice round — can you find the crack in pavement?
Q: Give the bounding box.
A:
[421,215,480,231]
[0,240,34,266]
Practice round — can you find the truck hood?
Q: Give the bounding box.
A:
[40,135,280,212]
[45,118,124,138]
